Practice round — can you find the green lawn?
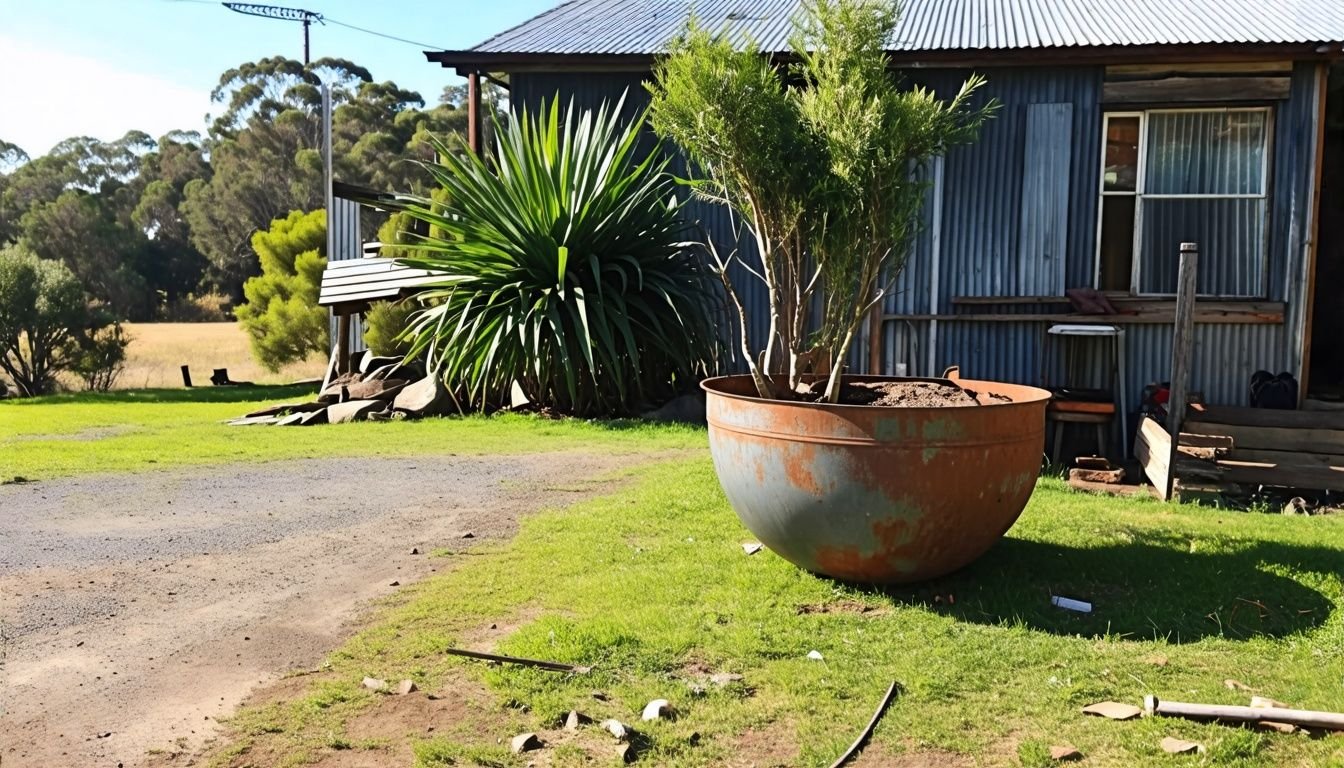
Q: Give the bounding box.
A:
[0,386,703,482]
[10,390,1344,766]
[211,460,1344,767]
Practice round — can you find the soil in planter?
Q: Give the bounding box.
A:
[828,380,980,408]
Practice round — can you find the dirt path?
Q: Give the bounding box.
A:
[0,453,631,768]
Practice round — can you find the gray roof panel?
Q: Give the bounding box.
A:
[466,0,1344,54]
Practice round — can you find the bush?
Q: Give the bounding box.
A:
[235,209,328,372]
[363,300,416,358]
[70,323,128,391]
[366,96,721,417]
[162,292,232,322]
[0,244,124,396]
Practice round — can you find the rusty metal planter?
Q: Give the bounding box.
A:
[703,374,1051,584]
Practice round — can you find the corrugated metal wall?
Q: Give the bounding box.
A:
[510,62,1323,408]
[327,197,367,356]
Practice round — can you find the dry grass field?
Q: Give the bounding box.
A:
[115,323,327,389]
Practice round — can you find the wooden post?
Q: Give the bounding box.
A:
[180,365,192,388]
[336,312,352,375]
[868,303,883,375]
[467,71,483,158]
[1164,242,1199,499]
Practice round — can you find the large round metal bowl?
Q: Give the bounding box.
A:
[702,374,1051,583]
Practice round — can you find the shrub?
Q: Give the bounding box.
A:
[0,244,123,396]
[365,96,721,417]
[70,323,128,391]
[235,209,328,372]
[162,292,232,322]
[648,0,995,401]
[362,299,416,358]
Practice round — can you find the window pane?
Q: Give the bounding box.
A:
[1145,111,1267,195]
[1138,198,1265,295]
[1103,116,1140,192]
[1098,196,1135,291]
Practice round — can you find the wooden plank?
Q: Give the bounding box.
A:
[1299,62,1329,406]
[1184,421,1344,455]
[1102,77,1291,103]
[1229,449,1344,469]
[951,295,1066,305]
[1189,404,1344,431]
[1136,416,1175,500]
[1106,62,1293,78]
[1178,432,1236,449]
[879,310,1283,325]
[1215,461,1344,492]
[1167,246,1198,437]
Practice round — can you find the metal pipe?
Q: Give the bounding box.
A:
[1146,695,1344,731]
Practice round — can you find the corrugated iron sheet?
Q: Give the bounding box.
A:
[327,196,368,357]
[471,0,1344,55]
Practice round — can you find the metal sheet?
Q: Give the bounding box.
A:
[469,0,1344,55]
[1018,103,1073,296]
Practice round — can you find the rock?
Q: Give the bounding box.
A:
[360,355,399,375]
[641,699,674,721]
[1081,701,1143,720]
[601,719,630,741]
[389,580,400,587]
[742,542,763,555]
[410,547,420,555]
[1250,695,1289,709]
[299,408,329,426]
[393,375,453,418]
[227,415,283,426]
[1049,745,1083,761]
[806,650,824,661]
[641,393,706,424]
[563,710,589,730]
[459,531,475,539]
[510,732,542,754]
[1283,496,1311,515]
[343,378,408,401]
[317,373,360,403]
[1224,679,1255,692]
[1160,737,1203,755]
[362,677,388,692]
[709,673,743,686]
[617,743,634,763]
[397,679,417,695]
[328,399,387,424]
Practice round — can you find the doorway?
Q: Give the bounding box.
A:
[1308,64,1344,403]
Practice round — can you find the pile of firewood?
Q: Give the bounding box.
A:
[228,353,453,426]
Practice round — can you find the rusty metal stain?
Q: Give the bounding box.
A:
[703,374,1050,584]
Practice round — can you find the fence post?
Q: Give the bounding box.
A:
[1164,242,1199,499]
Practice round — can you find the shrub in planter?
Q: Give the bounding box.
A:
[648,0,995,401]
[363,97,721,417]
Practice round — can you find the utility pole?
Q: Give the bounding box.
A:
[222,2,323,64]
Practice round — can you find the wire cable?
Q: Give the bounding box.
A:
[323,17,444,50]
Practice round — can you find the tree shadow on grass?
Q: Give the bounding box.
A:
[864,533,1338,642]
[5,384,318,406]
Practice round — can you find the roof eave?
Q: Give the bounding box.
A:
[427,41,1344,74]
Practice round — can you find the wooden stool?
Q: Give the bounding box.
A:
[1048,403,1115,465]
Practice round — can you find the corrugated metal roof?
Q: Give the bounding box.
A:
[467,0,1344,55]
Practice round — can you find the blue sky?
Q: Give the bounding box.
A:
[0,0,559,157]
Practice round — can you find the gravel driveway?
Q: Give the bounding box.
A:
[0,452,626,768]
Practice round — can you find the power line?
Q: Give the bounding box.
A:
[323,17,444,50]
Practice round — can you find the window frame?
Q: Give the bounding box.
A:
[1092,106,1274,298]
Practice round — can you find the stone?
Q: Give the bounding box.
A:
[328,400,387,424]
[601,719,630,741]
[1081,701,1143,720]
[806,650,824,661]
[317,373,360,403]
[563,710,589,730]
[362,677,388,692]
[344,378,408,401]
[617,743,634,763]
[393,375,453,418]
[397,679,417,695]
[641,393,706,425]
[1049,745,1083,761]
[742,542,763,555]
[299,408,329,426]
[641,699,673,721]
[1160,737,1203,755]
[510,732,542,754]
[360,355,400,375]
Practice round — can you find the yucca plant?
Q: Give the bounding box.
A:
[368,95,720,417]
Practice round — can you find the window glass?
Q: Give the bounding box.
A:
[1103,116,1140,192]
[1138,198,1265,295]
[1145,111,1267,196]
